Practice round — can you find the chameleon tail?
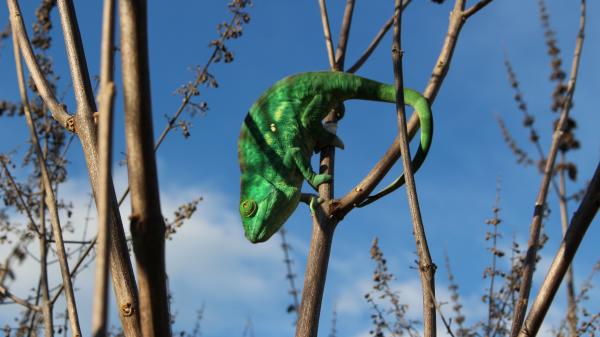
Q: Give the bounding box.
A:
[356,86,433,207]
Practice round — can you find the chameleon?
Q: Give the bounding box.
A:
[238,71,433,243]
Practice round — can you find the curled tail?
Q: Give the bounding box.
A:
[355,85,433,207]
[292,71,433,205]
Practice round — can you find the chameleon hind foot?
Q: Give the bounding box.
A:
[301,193,324,215]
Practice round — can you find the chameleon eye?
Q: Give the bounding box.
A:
[240,199,257,217]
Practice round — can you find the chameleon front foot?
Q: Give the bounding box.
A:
[310,173,332,190]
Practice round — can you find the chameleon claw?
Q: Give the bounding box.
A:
[332,135,345,150]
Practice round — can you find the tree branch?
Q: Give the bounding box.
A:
[510,1,586,334]
[6,0,72,129]
[119,0,171,336]
[0,285,41,312]
[334,0,355,69]
[318,0,335,67]
[91,0,116,335]
[334,0,495,219]
[347,0,411,74]
[391,1,436,336]
[12,31,82,337]
[517,157,598,337]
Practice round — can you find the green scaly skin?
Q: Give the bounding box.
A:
[238,71,433,243]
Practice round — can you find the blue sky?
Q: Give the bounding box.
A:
[0,1,598,336]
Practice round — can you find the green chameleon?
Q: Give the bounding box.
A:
[238,71,433,243]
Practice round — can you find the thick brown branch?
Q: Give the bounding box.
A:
[518,157,598,337]
[119,0,171,336]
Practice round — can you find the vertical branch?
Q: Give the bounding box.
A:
[296,1,356,335]
[558,153,578,336]
[391,1,436,336]
[318,0,335,67]
[119,0,171,336]
[334,0,355,69]
[510,1,586,334]
[12,30,82,337]
[54,1,143,334]
[91,0,116,335]
[517,159,599,337]
[9,0,142,333]
[38,178,54,337]
[56,0,97,116]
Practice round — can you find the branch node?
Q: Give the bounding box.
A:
[121,302,134,316]
[65,116,76,132]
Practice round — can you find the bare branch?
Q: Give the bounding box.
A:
[0,285,41,312]
[318,0,335,68]
[0,159,41,237]
[511,1,586,335]
[334,0,355,69]
[119,0,171,335]
[347,0,411,74]
[463,0,494,19]
[518,157,598,337]
[91,1,116,335]
[391,1,436,336]
[12,30,82,337]
[37,179,54,337]
[6,0,72,129]
[334,0,495,219]
[56,0,97,117]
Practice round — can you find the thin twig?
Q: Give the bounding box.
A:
[391,1,436,336]
[558,153,579,336]
[510,1,586,334]
[12,31,82,337]
[0,160,41,237]
[38,164,53,337]
[347,0,411,74]
[0,285,41,312]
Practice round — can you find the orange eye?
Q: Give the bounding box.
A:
[240,199,257,217]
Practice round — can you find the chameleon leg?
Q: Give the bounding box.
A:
[285,147,331,190]
[300,193,324,215]
[301,95,345,151]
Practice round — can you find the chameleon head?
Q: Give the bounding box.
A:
[239,176,293,243]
